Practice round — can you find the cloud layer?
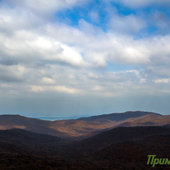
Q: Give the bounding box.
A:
[0,0,170,115]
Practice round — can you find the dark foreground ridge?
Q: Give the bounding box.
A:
[0,125,170,170]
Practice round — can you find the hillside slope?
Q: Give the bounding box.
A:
[0,126,170,169]
[0,111,169,138]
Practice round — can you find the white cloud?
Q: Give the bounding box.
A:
[0,0,170,99]
[42,77,55,84]
[154,79,170,84]
[0,65,26,82]
[6,0,89,14]
[31,85,81,94]
[109,14,146,34]
[112,0,170,8]
[0,29,86,67]
[31,85,44,92]
[89,11,100,22]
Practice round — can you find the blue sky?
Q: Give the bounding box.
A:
[0,0,170,117]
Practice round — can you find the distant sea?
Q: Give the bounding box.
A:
[28,115,86,121]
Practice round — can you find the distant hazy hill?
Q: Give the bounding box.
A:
[78,111,160,122]
[0,114,65,137]
[0,111,169,138]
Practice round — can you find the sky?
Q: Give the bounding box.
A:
[0,0,170,117]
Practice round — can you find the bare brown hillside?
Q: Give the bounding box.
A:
[0,111,169,138]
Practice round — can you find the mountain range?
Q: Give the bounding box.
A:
[0,111,170,138]
[0,111,170,169]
